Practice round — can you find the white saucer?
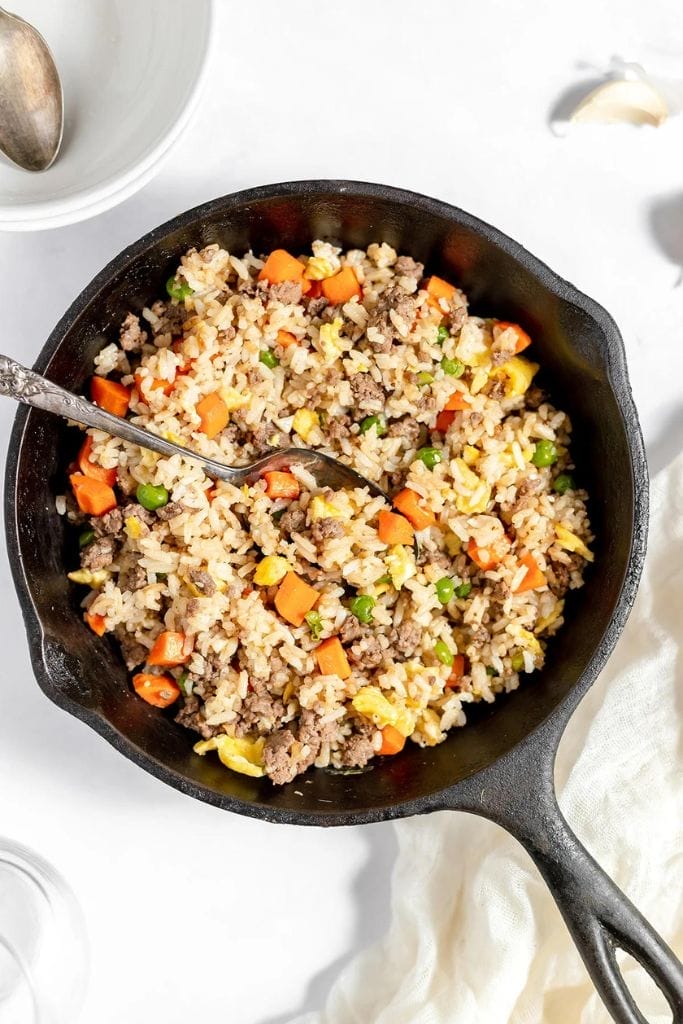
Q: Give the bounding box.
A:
[0,0,213,231]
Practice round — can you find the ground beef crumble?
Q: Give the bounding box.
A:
[387,621,421,658]
[349,373,385,410]
[119,312,147,352]
[80,536,116,571]
[278,505,306,535]
[269,281,302,304]
[310,517,345,545]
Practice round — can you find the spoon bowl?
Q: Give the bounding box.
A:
[0,354,390,500]
[0,6,63,172]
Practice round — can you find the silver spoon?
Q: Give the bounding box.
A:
[0,355,390,499]
[0,7,63,171]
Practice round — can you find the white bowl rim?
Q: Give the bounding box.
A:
[0,0,214,232]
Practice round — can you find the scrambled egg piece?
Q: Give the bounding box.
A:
[536,600,565,634]
[254,556,290,586]
[453,458,492,514]
[309,495,342,520]
[194,735,266,777]
[124,516,144,540]
[67,569,110,587]
[491,356,539,398]
[555,524,594,562]
[385,544,416,589]
[304,256,335,280]
[318,317,345,363]
[509,626,542,658]
[352,686,416,737]
[219,386,249,412]
[292,408,319,442]
[462,445,479,466]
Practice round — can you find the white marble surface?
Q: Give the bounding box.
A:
[0,1,681,1021]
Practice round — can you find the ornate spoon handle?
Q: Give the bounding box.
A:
[0,354,241,482]
[0,355,390,498]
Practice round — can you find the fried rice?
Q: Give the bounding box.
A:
[61,239,593,785]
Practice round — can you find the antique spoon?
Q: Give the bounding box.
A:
[0,7,63,171]
[0,355,390,499]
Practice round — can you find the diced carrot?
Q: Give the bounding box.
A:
[314,637,352,680]
[263,471,300,500]
[85,611,106,636]
[134,371,175,397]
[132,673,180,709]
[495,321,532,354]
[393,488,436,531]
[196,391,229,440]
[513,551,546,593]
[307,280,323,298]
[379,724,406,755]
[77,436,117,487]
[446,654,466,688]
[467,537,509,571]
[258,249,306,285]
[90,376,131,417]
[274,571,319,626]
[276,330,298,349]
[435,410,455,433]
[147,630,190,667]
[69,473,117,516]
[205,484,217,502]
[377,510,415,546]
[444,391,470,411]
[426,275,456,312]
[321,266,361,305]
[434,391,470,432]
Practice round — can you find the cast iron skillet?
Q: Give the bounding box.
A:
[5,182,682,1023]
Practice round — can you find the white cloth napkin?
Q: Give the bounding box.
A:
[294,454,683,1024]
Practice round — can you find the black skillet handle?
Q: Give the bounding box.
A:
[453,718,683,1024]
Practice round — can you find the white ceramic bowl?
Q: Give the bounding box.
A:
[0,0,213,231]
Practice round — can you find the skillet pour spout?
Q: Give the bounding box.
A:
[5,181,681,1023]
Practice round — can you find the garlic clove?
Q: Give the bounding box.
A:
[570,79,668,126]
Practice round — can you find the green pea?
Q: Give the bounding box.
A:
[434,640,455,667]
[359,414,387,437]
[531,439,558,467]
[349,595,375,624]
[259,349,280,369]
[417,371,434,386]
[136,482,169,511]
[455,581,472,599]
[511,652,525,672]
[486,666,498,677]
[177,671,191,696]
[305,610,323,639]
[435,577,455,604]
[441,356,465,378]
[78,528,95,549]
[416,446,442,470]
[166,276,192,301]
[436,325,449,345]
[375,574,392,585]
[553,473,576,495]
